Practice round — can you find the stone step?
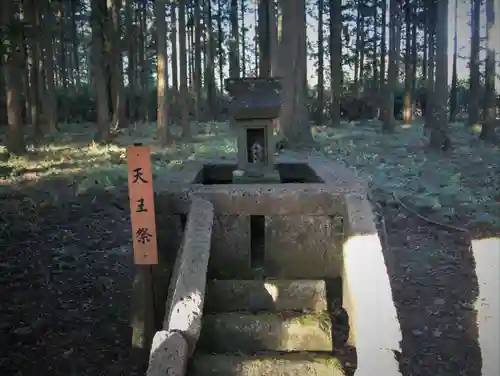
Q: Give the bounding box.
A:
[205,279,328,313]
[199,312,333,353]
[189,353,346,376]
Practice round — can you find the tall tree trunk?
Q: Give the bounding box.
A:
[379,0,387,90]
[424,0,436,129]
[253,4,258,74]
[468,0,481,126]
[372,1,379,93]
[429,0,451,151]
[480,0,497,140]
[20,36,31,124]
[381,0,401,132]
[449,0,458,122]
[279,0,313,146]
[194,0,202,119]
[329,0,342,125]
[1,0,26,154]
[410,5,417,109]
[43,0,58,132]
[179,0,190,139]
[70,0,81,88]
[357,3,365,95]
[26,0,43,141]
[217,0,224,90]
[58,2,68,90]
[170,0,178,125]
[230,0,240,78]
[170,1,179,92]
[206,0,217,120]
[269,0,279,75]
[138,2,149,122]
[66,0,74,87]
[316,0,324,125]
[353,4,361,93]
[258,0,271,77]
[241,0,246,76]
[109,0,127,129]
[422,9,427,81]
[125,0,137,121]
[403,0,413,123]
[188,11,194,88]
[156,0,169,146]
[270,0,280,133]
[91,0,110,142]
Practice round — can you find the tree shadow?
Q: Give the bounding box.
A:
[378,198,485,376]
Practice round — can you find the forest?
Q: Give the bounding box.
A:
[0,0,499,376]
[0,0,498,152]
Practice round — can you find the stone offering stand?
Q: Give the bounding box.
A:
[131,78,403,376]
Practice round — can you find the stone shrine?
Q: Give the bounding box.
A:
[225,77,281,184]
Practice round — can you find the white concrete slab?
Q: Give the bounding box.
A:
[343,195,403,376]
[471,237,500,376]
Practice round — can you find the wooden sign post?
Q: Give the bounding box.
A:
[126,144,158,265]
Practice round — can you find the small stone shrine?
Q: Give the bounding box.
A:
[225,77,282,184]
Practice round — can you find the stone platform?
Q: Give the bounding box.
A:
[153,155,365,280]
[137,154,402,376]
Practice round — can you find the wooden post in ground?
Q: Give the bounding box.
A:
[127,144,159,363]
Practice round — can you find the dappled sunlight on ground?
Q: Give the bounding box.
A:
[0,122,237,199]
[313,120,500,230]
[1,119,499,230]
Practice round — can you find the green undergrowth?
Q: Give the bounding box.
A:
[312,120,500,228]
[1,119,499,229]
[0,121,236,198]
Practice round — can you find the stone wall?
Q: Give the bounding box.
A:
[147,198,214,376]
[154,156,364,280]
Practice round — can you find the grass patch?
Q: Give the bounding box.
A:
[312,120,500,228]
[1,119,499,229]
[0,122,236,199]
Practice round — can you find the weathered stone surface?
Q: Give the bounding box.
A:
[153,156,363,216]
[199,312,333,353]
[190,354,346,376]
[265,215,344,278]
[306,156,367,197]
[147,331,189,376]
[162,198,214,355]
[209,215,252,278]
[205,279,328,312]
[153,213,184,329]
[158,184,344,215]
[342,194,402,354]
[193,184,343,215]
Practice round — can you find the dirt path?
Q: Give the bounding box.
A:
[0,191,144,376]
[376,193,482,376]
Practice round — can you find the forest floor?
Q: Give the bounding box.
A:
[0,120,499,376]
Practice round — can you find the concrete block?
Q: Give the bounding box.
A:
[163,198,214,355]
[265,215,343,278]
[210,215,252,278]
[199,312,333,353]
[190,354,346,376]
[147,331,189,376]
[342,194,402,352]
[355,348,402,376]
[205,279,328,312]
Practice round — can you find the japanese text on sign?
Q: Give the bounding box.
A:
[126,145,158,264]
